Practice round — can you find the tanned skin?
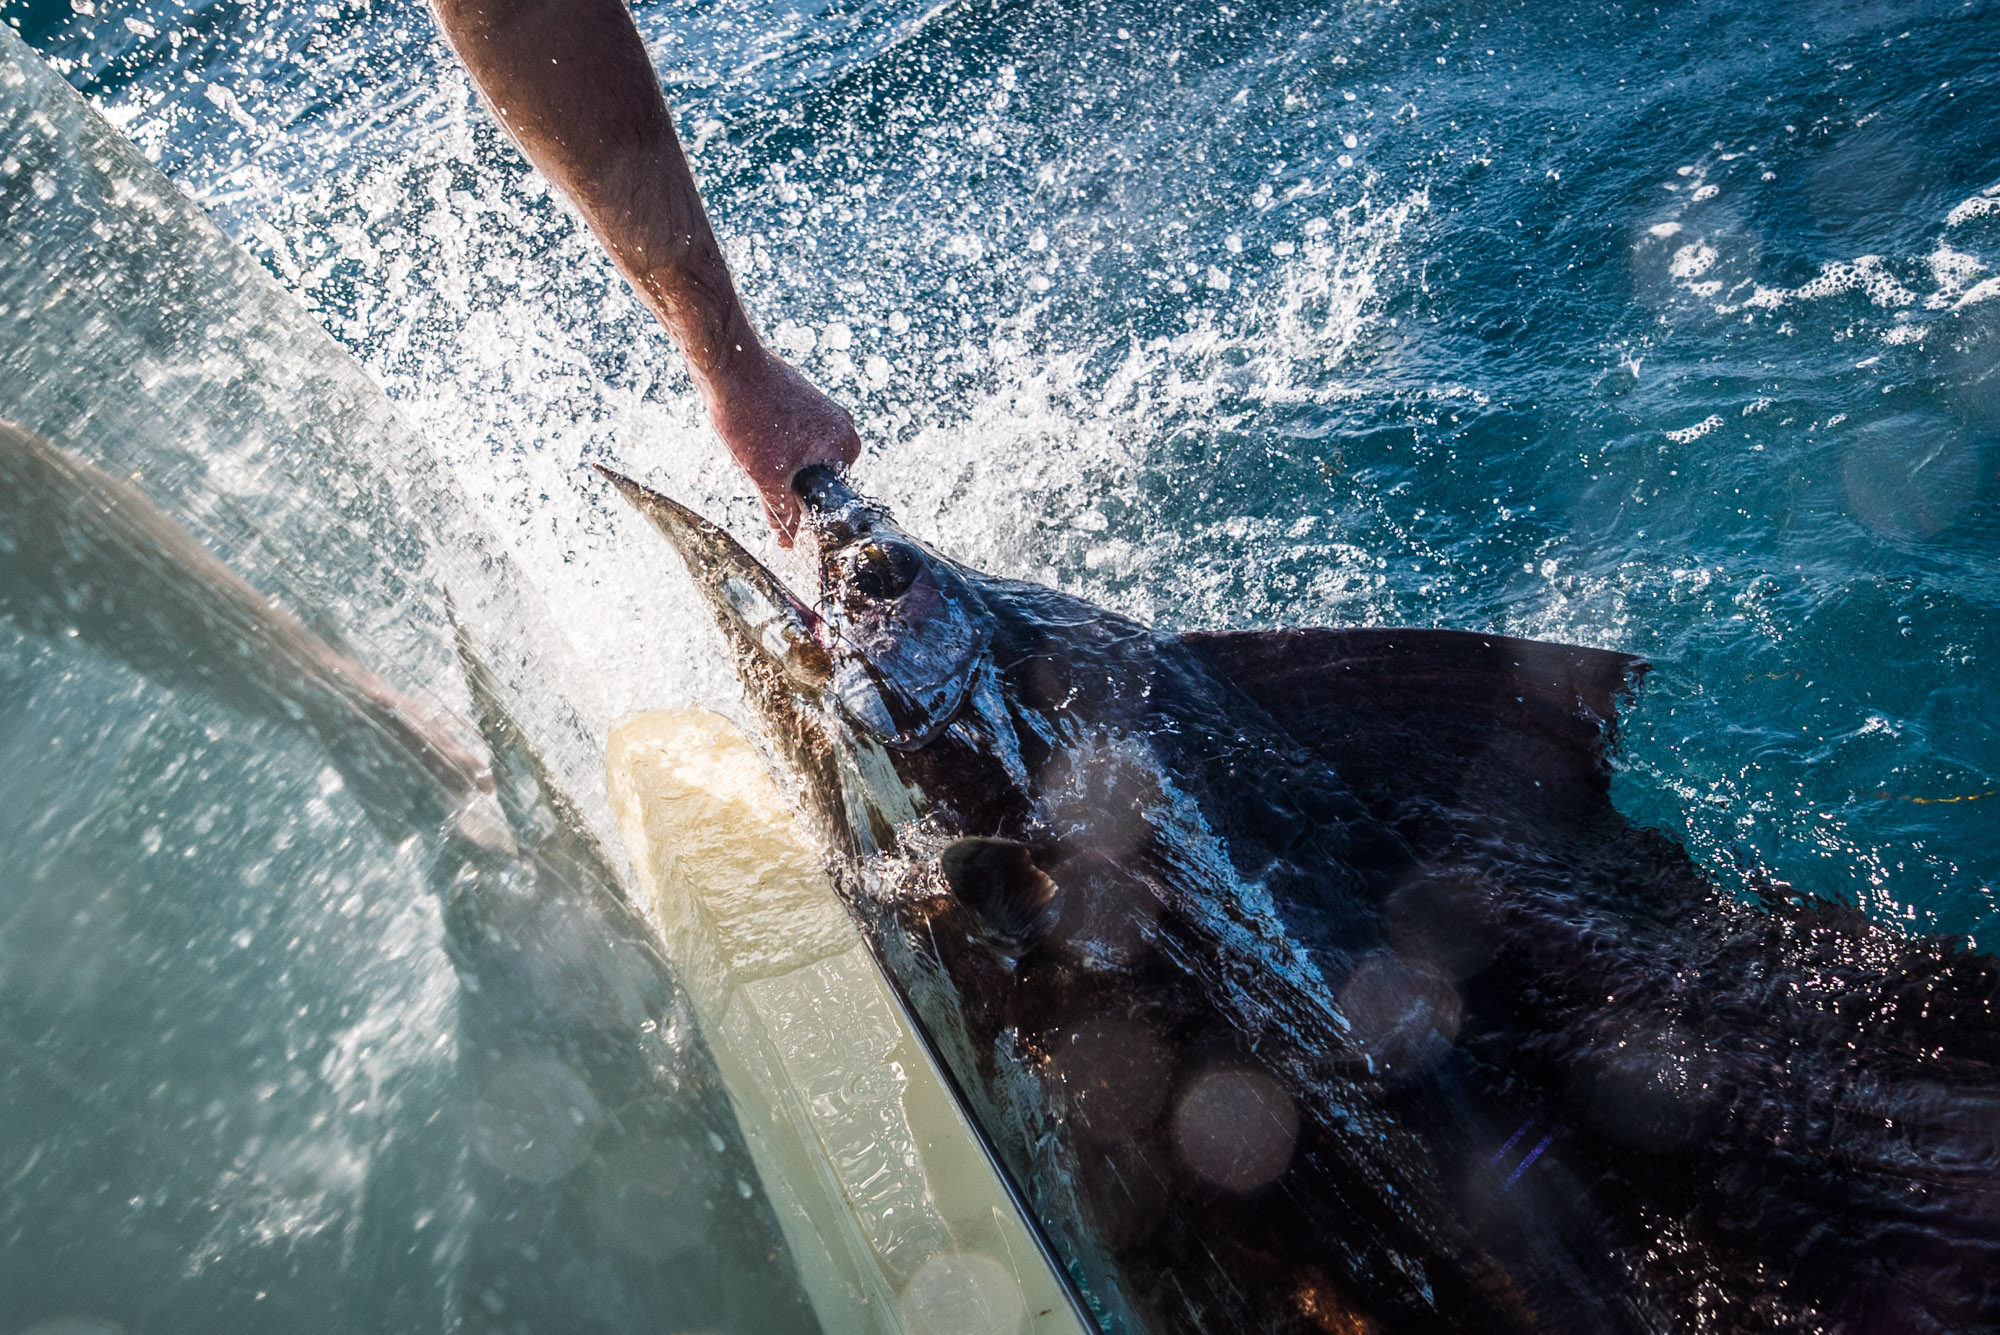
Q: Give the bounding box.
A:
[428,0,861,542]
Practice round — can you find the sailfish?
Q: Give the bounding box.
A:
[599,460,2000,1335]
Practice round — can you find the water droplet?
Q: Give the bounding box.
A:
[898,1253,1024,1335]
[1171,1066,1298,1193]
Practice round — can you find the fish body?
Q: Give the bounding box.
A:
[603,463,2000,1335]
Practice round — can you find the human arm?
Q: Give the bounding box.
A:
[426,0,859,540]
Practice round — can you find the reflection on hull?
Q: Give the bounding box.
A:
[0,421,822,1332]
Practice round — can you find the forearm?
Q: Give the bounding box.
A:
[429,0,861,539]
[428,0,760,386]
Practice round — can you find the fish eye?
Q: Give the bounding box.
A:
[846,540,921,601]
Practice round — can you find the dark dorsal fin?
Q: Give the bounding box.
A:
[941,837,1060,950]
[1181,627,1646,834]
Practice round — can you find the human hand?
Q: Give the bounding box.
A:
[704,349,862,545]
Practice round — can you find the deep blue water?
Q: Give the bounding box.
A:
[2,0,1997,1320]
[23,0,1985,934]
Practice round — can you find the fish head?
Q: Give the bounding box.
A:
[592,463,834,697]
[792,464,993,753]
[595,464,1030,856]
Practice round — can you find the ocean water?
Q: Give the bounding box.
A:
[0,0,1996,1325]
[0,26,824,1335]
[10,0,1993,940]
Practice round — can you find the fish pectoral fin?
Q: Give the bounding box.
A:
[939,836,1060,949]
[1181,627,1646,827]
